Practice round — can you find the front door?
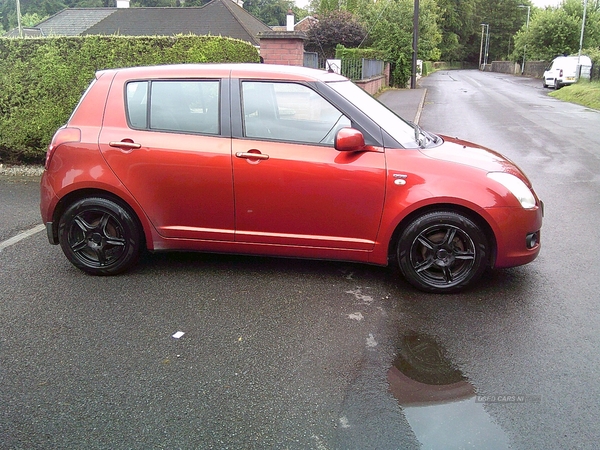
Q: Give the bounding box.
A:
[232,81,385,251]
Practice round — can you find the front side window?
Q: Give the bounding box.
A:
[126,80,220,135]
[242,81,350,145]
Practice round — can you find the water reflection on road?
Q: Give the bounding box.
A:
[388,332,510,449]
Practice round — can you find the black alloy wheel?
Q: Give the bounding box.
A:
[58,197,142,275]
[397,211,488,293]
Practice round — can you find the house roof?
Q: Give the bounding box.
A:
[27,8,116,37]
[6,0,271,46]
[294,16,318,32]
[4,27,45,38]
[271,15,317,33]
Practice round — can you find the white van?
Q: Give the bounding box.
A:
[543,55,592,89]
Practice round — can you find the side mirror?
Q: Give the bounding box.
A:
[335,128,366,152]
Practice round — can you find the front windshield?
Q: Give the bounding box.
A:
[327,80,420,148]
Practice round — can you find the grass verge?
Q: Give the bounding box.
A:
[549,81,600,110]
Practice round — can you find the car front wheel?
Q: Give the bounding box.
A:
[58,197,142,275]
[397,211,488,293]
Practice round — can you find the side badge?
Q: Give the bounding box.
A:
[393,174,407,186]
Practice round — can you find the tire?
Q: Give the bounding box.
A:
[397,211,488,293]
[58,197,142,275]
[554,81,561,90]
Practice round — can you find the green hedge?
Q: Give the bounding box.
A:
[422,61,433,76]
[0,35,259,164]
[334,44,386,61]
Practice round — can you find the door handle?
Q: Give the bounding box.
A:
[235,152,269,161]
[109,141,141,150]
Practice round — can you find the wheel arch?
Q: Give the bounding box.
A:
[386,203,497,267]
[51,188,150,250]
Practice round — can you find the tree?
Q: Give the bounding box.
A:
[243,0,294,26]
[437,0,478,61]
[357,0,441,85]
[475,0,532,62]
[318,0,338,14]
[512,0,600,62]
[305,10,367,59]
[1,0,66,30]
[21,12,48,25]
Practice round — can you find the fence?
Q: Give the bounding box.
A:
[340,58,384,81]
[303,52,319,69]
[303,54,385,81]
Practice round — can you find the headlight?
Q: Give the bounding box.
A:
[487,172,536,209]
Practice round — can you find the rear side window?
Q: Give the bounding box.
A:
[126,80,220,135]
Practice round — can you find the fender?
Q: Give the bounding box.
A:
[43,143,159,250]
[369,149,510,265]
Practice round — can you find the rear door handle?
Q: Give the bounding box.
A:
[109,141,141,150]
[235,152,269,161]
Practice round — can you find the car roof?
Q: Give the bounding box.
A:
[97,63,348,83]
[553,55,592,64]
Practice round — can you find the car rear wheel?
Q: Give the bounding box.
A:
[58,197,142,275]
[397,211,488,293]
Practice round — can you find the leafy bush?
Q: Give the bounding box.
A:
[0,35,259,164]
[583,47,600,65]
[305,10,367,60]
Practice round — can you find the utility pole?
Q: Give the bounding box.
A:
[479,24,487,70]
[484,24,490,67]
[479,24,490,68]
[518,5,530,75]
[578,0,588,59]
[577,0,588,77]
[411,0,420,89]
[16,0,23,38]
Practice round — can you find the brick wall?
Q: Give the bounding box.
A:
[354,75,386,95]
[523,61,548,78]
[258,31,306,66]
[491,61,520,74]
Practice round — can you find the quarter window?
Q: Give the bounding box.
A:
[242,81,350,145]
[126,80,220,135]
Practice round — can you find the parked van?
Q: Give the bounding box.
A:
[543,55,592,89]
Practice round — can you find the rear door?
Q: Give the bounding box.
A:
[99,71,235,241]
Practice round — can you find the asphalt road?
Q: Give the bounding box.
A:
[1,70,600,449]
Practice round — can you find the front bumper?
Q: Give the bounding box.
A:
[487,201,543,269]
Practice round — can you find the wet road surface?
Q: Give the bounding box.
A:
[2,70,600,448]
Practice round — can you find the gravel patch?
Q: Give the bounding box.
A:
[0,164,44,177]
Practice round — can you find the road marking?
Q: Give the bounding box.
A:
[0,224,46,252]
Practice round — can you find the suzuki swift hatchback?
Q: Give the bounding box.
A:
[40,64,543,293]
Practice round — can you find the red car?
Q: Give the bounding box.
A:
[40,64,543,293]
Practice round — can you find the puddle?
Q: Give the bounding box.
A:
[388,332,510,449]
